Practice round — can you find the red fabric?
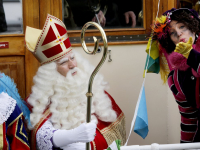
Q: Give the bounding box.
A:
[2,123,8,150]
[7,120,30,150]
[181,116,197,124]
[90,141,94,150]
[91,129,108,150]
[42,44,63,58]
[55,23,67,36]
[178,105,197,113]
[181,131,196,142]
[42,26,57,46]
[63,38,71,49]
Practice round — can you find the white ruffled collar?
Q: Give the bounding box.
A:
[0,92,16,125]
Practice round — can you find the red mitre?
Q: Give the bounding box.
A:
[25,14,72,65]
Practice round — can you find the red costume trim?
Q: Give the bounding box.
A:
[2,123,8,150]
[7,118,30,150]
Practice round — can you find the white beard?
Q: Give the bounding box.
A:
[50,67,92,130]
[28,51,117,130]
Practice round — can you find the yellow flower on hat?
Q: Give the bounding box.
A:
[152,15,169,40]
[156,15,167,24]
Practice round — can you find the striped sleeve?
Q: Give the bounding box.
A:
[180,113,198,143]
[178,99,198,143]
[168,70,198,143]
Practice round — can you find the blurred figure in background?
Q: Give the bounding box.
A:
[0,0,7,32]
[64,0,142,28]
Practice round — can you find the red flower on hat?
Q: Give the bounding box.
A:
[152,15,169,40]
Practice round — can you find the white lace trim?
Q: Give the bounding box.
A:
[36,120,56,150]
[0,92,16,125]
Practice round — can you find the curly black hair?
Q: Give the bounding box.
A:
[157,11,200,54]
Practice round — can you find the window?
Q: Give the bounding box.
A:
[62,0,149,44]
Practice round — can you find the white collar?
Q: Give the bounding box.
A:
[0,92,16,125]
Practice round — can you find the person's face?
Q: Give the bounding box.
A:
[56,52,77,77]
[169,20,195,45]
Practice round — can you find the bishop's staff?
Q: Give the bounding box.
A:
[81,21,108,150]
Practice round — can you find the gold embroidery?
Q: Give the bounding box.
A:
[19,116,28,140]
[15,117,29,148]
[6,137,8,150]
[100,113,124,133]
[5,125,9,150]
[0,124,3,149]
[8,113,23,127]
[98,112,126,146]
[92,141,96,150]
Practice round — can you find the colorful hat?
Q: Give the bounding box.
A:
[163,8,200,24]
[25,14,72,65]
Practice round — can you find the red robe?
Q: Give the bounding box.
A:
[1,104,30,150]
[29,91,126,150]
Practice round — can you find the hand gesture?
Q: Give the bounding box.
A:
[174,37,193,59]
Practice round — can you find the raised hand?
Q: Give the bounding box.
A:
[174,37,193,59]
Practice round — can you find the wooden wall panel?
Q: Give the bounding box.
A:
[145,0,153,33]
[39,0,62,29]
[153,0,169,19]
[168,0,176,9]
[0,36,25,56]
[52,0,62,19]
[39,0,51,28]
[0,56,25,99]
[23,0,40,97]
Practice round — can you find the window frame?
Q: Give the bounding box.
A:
[66,0,149,46]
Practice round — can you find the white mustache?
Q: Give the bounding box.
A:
[67,67,78,76]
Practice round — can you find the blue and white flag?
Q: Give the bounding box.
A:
[133,81,148,139]
[125,80,149,145]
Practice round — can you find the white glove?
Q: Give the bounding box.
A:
[52,120,96,148]
[60,142,90,150]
